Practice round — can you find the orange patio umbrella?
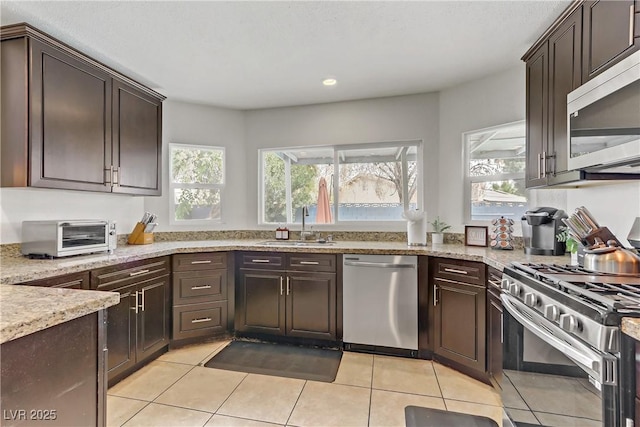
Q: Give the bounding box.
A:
[316,177,332,223]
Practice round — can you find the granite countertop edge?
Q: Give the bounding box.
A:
[622,318,640,341]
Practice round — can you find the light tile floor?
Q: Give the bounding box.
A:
[107,339,503,427]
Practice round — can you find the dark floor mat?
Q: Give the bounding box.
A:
[203,341,342,382]
[404,406,499,427]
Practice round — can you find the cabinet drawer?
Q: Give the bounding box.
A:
[173,301,227,340]
[173,252,227,272]
[287,253,336,272]
[486,266,503,293]
[91,257,170,291]
[22,271,89,289]
[238,252,285,269]
[432,258,485,286]
[173,270,227,305]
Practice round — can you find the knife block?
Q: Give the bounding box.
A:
[127,222,154,245]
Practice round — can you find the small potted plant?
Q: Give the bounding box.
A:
[430,216,451,245]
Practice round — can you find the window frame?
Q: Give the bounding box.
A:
[462,120,527,227]
[169,143,226,226]
[258,140,424,226]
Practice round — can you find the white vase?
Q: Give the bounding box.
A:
[432,233,444,245]
[570,252,578,265]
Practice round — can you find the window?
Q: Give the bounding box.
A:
[464,121,527,223]
[260,141,422,224]
[170,144,224,223]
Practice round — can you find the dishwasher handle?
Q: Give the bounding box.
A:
[344,260,415,269]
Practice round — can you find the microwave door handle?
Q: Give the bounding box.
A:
[500,295,601,373]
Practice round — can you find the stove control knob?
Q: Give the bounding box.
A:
[559,314,579,332]
[544,304,559,321]
[508,283,521,297]
[501,278,510,290]
[524,292,539,307]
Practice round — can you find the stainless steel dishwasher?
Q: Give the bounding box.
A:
[342,254,418,351]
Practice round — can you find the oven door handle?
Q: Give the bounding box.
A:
[501,294,603,377]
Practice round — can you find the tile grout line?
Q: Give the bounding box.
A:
[367,355,376,426]
[431,361,448,411]
[284,379,307,427]
[210,371,250,416]
[111,397,152,427]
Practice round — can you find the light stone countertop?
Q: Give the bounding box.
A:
[622,317,640,341]
[0,285,119,344]
[0,239,570,344]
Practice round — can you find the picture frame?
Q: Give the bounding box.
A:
[465,225,489,247]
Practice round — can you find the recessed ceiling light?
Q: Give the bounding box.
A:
[322,78,337,86]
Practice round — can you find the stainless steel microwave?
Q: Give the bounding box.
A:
[21,220,117,258]
[567,50,640,173]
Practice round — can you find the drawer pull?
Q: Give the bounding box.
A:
[191,317,212,324]
[129,269,150,277]
[54,279,83,288]
[252,259,271,263]
[444,268,468,275]
[286,277,291,295]
[299,261,320,265]
[191,260,212,264]
[191,285,212,290]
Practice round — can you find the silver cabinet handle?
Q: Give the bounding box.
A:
[191,260,212,264]
[343,261,415,269]
[537,153,541,179]
[280,276,284,295]
[444,267,468,275]
[129,269,149,277]
[542,151,547,178]
[630,4,635,46]
[130,291,139,314]
[191,317,212,324]
[286,277,291,295]
[54,279,83,288]
[141,288,145,311]
[299,261,319,265]
[112,166,120,187]
[433,284,439,306]
[252,259,270,263]
[191,285,212,290]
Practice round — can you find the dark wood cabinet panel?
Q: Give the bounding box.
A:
[173,252,227,271]
[286,272,336,340]
[137,278,170,361]
[21,271,89,289]
[112,79,162,196]
[1,23,164,195]
[583,0,639,82]
[526,43,549,188]
[30,39,111,191]
[432,258,485,286]
[237,269,286,335]
[173,270,227,305]
[92,257,170,291]
[287,253,337,272]
[238,252,285,270]
[106,284,137,380]
[173,301,228,340]
[548,6,582,176]
[487,266,503,390]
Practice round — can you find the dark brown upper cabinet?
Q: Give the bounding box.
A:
[0,23,164,196]
[583,0,639,82]
[522,0,638,188]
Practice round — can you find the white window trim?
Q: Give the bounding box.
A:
[462,120,526,230]
[258,139,424,226]
[169,143,225,226]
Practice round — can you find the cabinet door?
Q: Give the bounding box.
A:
[548,6,582,175]
[112,79,162,195]
[285,272,336,340]
[22,271,89,289]
[106,283,137,382]
[29,39,111,192]
[525,42,549,188]
[433,278,486,372]
[583,0,639,82]
[137,277,170,362]
[236,269,285,336]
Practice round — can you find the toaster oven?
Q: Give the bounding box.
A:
[21,220,117,258]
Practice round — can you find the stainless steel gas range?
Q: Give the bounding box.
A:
[501,262,639,427]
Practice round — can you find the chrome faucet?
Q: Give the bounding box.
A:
[300,206,313,240]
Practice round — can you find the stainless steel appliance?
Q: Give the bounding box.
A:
[501,262,639,427]
[567,50,640,173]
[521,207,568,255]
[342,254,418,353]
[21,220,117,258]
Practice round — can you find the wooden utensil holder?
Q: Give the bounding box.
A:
[128,222,154,245]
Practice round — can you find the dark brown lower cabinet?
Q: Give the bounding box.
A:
[430,257,487,380]
[20,271,90,289]
[1,312,106,427]
[91,257,170,385]
[236,252,337,342]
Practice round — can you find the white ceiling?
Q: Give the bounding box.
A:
[1,1,570,110]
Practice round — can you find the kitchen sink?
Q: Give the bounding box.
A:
[256,240,337,246]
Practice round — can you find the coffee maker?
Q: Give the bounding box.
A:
[521,207,568,255]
